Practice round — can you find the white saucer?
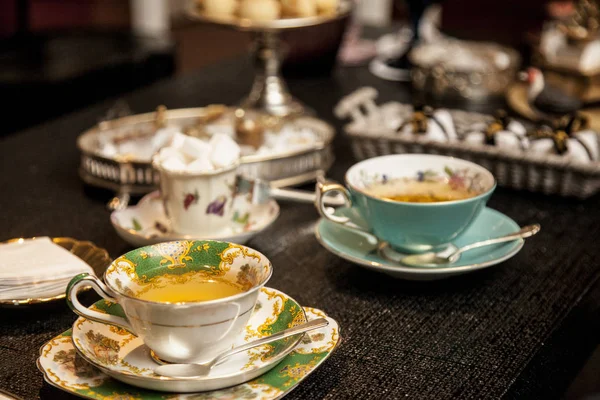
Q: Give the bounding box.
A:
[111,191,279,246]
[71,287,314,392]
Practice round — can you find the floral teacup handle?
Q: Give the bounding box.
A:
[66,273,134,332]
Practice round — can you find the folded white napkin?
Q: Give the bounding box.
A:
[0,280,75,300]
[0,237,94,299]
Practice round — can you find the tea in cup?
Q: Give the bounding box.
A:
[67,240,272,363]
[152,133,241,235]
[315,154,496,253]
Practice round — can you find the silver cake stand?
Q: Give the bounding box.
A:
[186,1,352,117]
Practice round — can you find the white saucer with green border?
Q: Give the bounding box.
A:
[65,287,335,393]
[37,302,340,398]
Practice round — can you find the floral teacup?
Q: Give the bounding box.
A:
[153,158,239,236]
[66,240,272,363]
[315,154,496,253]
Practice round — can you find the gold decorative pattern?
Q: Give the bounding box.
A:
[220,244,261,267]
[289,306,307,328]
[75,318,86,331]
[195,243,211,252]
[262,287,287,303]
[89,304,109,314]
[248,382,283,396]
[303,307,327,318]
[84,391,142,400]
[39,304,340,398]
[84,331,120,365]
[108,325,137,347]
[107,241,269,299]
[43,336,72,357]
[243,344,275,370]
[296,327,339,355]
[279,360,318,387]
[120,359,153,375]
[46,368,91,391]
[220,249,240,266]
[245,288,286,340]
[153,241,195,269]
[106,256,137,280]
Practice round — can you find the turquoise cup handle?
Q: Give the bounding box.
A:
[66,273,134,332]
[315,180,379,245]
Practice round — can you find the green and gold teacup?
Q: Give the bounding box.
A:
[315,154,496,253]
[67,240,272,364]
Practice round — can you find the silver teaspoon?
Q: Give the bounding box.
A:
[154,318,329,379]
[400,224,541,268]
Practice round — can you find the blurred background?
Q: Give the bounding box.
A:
[0,0,588,135]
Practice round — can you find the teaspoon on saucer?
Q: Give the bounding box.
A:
[400,224,541,268]
[154,318,329,379]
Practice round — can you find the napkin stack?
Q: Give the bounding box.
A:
[0,237,94,300]
[154,132,241,173]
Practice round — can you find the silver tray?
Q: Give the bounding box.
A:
[77,107,335,209]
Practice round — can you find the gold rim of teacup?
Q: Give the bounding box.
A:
[344,154,497,206]
[103,242,273,307]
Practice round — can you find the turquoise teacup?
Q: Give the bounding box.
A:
[315,154,496,253]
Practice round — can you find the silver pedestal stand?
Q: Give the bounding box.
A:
[186,1,352,117]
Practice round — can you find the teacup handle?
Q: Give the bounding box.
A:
[66,273,134,332]
[315,180,353,224]
[315,180,379,245]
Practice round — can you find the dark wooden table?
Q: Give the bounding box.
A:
[1,58,600,400]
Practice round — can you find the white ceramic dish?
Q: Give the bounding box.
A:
[110,191,279,246]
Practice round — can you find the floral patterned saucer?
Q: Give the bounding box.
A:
[111,191,279,246]
[38,305,339,399]
[64,287,337,393]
